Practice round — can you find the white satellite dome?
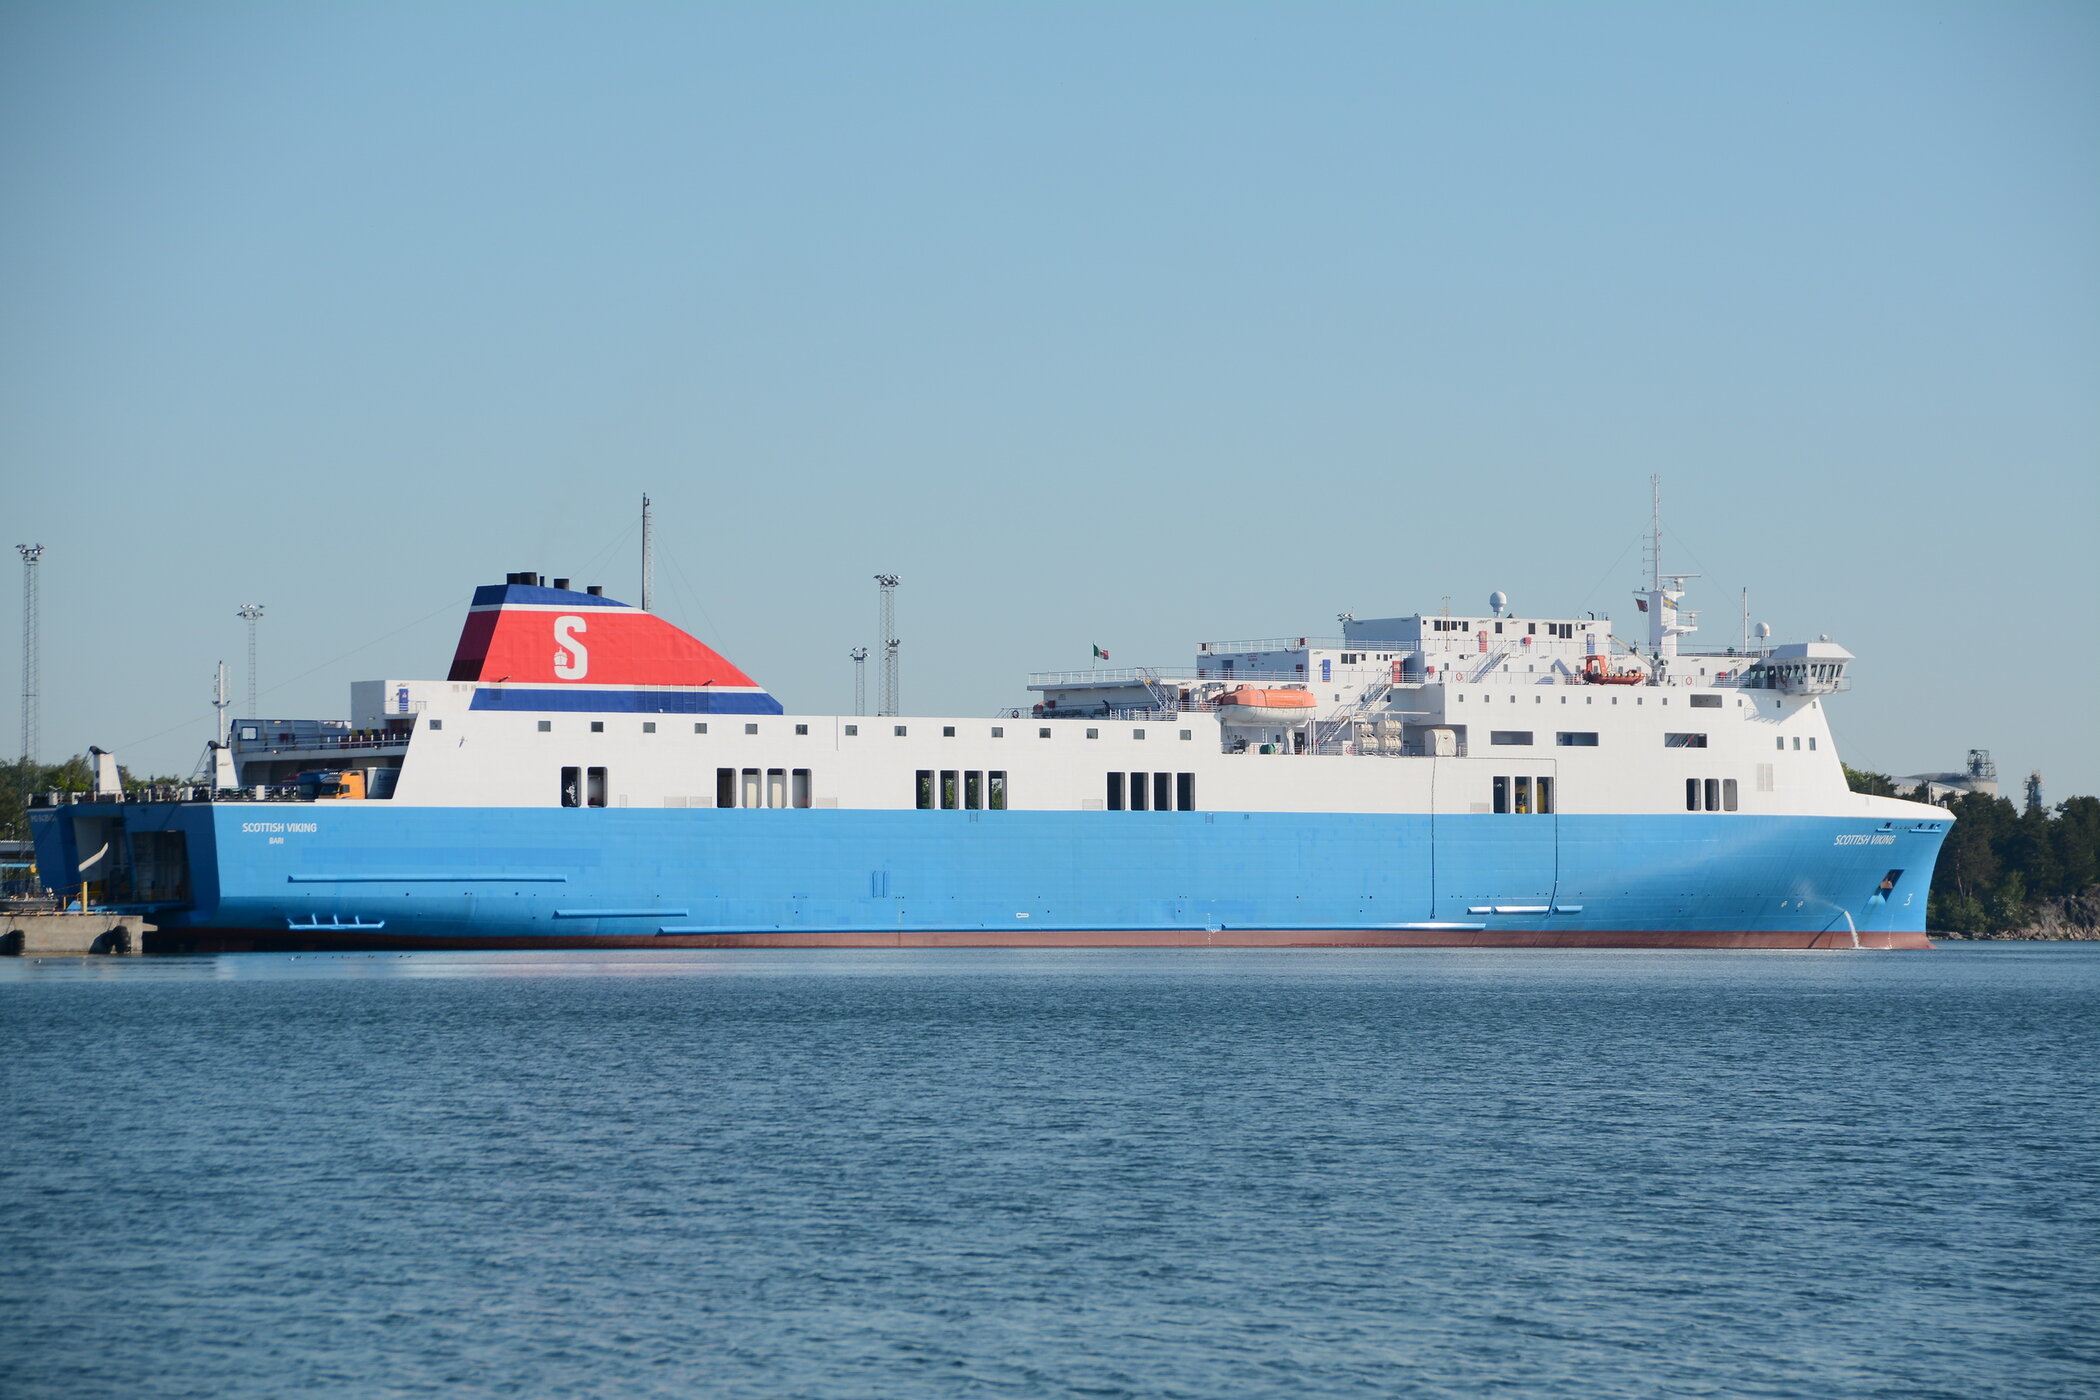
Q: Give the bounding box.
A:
[1488,590,1509,617]
[1755,622,1772,639]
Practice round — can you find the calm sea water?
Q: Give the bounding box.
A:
[2,944,2095,1400]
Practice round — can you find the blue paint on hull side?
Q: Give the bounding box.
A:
[32,803,1944,942]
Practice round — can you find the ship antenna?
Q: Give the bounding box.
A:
[1648,473,1663,591]
[236,603,264,719]
[640,494,653,612]
[875,575,901,716]
[213,660,230,747]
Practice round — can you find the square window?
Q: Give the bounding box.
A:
[1179,729,1192,740]
[1038,728,1052,739]
[1133,729,1146,740]
[745,723,759,735]
[428,719,442,731]
[943,726,956,737]
[1086,728,1099,739]
[794,723,809,735]
[642,721,656,733]
[694,722,708,734]
[590,721,604,733]
[894,726,907,737]
[844,724,859,736]
[991,726,1005,738]
[537,720,552,733]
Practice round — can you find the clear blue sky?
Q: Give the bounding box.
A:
[4,2,2096,799]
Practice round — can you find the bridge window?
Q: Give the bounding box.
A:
[1690,694,1721,709]
[1556,732,1598,746]
[1665,733,1709,748]
[1491,731,1534,746]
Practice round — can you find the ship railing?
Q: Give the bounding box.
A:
[232,731,412,755]
[1302,739,1470,758]
[29,785,312,808]
[1028,706,1187,722]
[1027,668,1302,689]
[1197,637,1350,654]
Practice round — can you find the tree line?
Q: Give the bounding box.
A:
[1847,766,2100,934]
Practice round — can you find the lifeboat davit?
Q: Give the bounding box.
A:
[1214,686,1319,724]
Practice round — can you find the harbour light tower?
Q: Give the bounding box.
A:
[850,646,868,717]
[237,604,264,718]
[875,575,900,717]
[16,543,42,763]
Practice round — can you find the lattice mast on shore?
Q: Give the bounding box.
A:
[16,543,43,763]
[850,647,868,717]
[640,494,654,612]
[237,604,264,718]
[876,575,900,717]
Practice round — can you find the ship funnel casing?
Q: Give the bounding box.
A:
[446,582,781,712]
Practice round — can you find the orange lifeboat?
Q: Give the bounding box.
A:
[1214,686,1319,724]
[1581,655,1646,686]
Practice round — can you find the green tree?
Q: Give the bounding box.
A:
[1844,765,1899,796]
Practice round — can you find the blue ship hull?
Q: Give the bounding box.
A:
[31,802,1945,949]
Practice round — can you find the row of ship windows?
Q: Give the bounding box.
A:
[1487,731,1817,751]
[1688,778,1741,811]
[1456,693,1730,707]
[1492,776,1556,815]
[522,720,1197,741]
[1106,772,1199,812]
[559,765,819,809]
[915,770,1011,810]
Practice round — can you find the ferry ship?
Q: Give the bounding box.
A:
[28,556,1948,951]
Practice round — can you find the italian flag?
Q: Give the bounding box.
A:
[1093,645,1110,660]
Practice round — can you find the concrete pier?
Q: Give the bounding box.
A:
[0,913,155,956]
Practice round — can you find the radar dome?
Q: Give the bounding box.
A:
[1755,622,1772,639]
[1488,590,1509,616]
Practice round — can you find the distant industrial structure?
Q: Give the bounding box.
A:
[1894,749,1999,804]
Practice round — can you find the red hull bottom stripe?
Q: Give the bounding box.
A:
[150,927,1935,953]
